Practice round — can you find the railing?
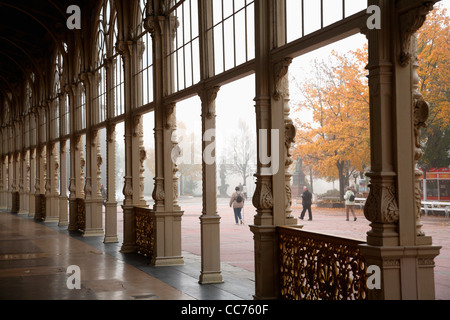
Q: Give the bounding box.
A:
[34,194,46,220]
[11,192,20,213]
[278,226,368,300]
[76,198,85,231]
[421,201,450,218]
[135,206,155,258]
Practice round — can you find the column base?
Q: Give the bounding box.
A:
[150,209,184,266]
[416,235,432,245]
[84,198,104,236]
[199,214,222,284]
[82,228,104,237]
[104,202,118,244]
[151,256,184,267]
[250,225,279,300]
[58,196,69,227]
[103,235,119,243]
[120,244,137,253]
[366,222,399,246]
[28,193,35,217]
[199,271,223,284]
[45,195,60,222]
[359,243,441,300]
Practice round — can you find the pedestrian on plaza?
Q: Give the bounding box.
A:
[344,186,357,221]
[230,186,245,225]
[242,184,248,199]
[299,186,313,221]
[100,184,107,207]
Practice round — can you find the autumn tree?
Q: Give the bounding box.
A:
[416,4,450,171]
[292,47,370,200]
[227,118,256,187]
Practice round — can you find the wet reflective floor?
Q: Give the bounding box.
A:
[0,208,255,301]
[0,211,195,300]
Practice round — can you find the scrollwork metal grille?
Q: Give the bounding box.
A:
[135,206,155,258]
[76,198,85,231]
[278,227,368,300]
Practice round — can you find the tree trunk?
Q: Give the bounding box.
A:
[337,161,346,201]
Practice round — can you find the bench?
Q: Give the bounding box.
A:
[354,197,366,210]
[421,201,450,218]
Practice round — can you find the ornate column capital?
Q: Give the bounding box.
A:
[164,102,176,130]
[64,83,76,97]
[115,40,133,59]
[273,57,293,100]
[199,85,220,119]
[396,1,437,66]
[106,123,116,143]
[144,15,165,38]
[79,72,93,86]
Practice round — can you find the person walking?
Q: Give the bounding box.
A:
[299,186,313,221]
[344,186,357,221]
[100,184,107,207]
[230,186,245,225]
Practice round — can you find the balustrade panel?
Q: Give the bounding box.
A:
[278,226,368,300]
[135,206,155,258]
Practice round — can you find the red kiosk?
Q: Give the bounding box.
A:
[420,167,450,201]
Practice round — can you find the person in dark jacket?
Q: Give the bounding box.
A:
[230,186,245,225]
[299,186,313,221]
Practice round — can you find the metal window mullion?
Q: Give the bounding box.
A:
[301,0,304,37]
[189,0,194,85]
[245,2,248,61]
[284,0,287,45]
[210,0,216,76]
[320,0,324,29]
[178,3,186,90]
[167,0,185,16]
[342,0,346,19]
[232,0,236,68]
[221,0,225,71]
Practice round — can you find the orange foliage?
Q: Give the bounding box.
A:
[292,47,370,184]
[417,4,450,130]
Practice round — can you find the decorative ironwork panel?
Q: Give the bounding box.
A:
[40,194,46,220]
[278,227,368,300]
[34,194,45,221]
[11,192,20,213]
[76,198,85,231]
[135,206,155,258]
[34,195,42,220]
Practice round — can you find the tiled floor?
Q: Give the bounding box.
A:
[0,197,449,300]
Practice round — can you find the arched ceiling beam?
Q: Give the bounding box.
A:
[0,36,44,82]
[1,2,65,53]
[0,51,31,83]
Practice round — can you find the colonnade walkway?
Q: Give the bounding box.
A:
[0,197,449,300]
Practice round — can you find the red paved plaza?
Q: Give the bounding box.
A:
[115,197,449,300]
